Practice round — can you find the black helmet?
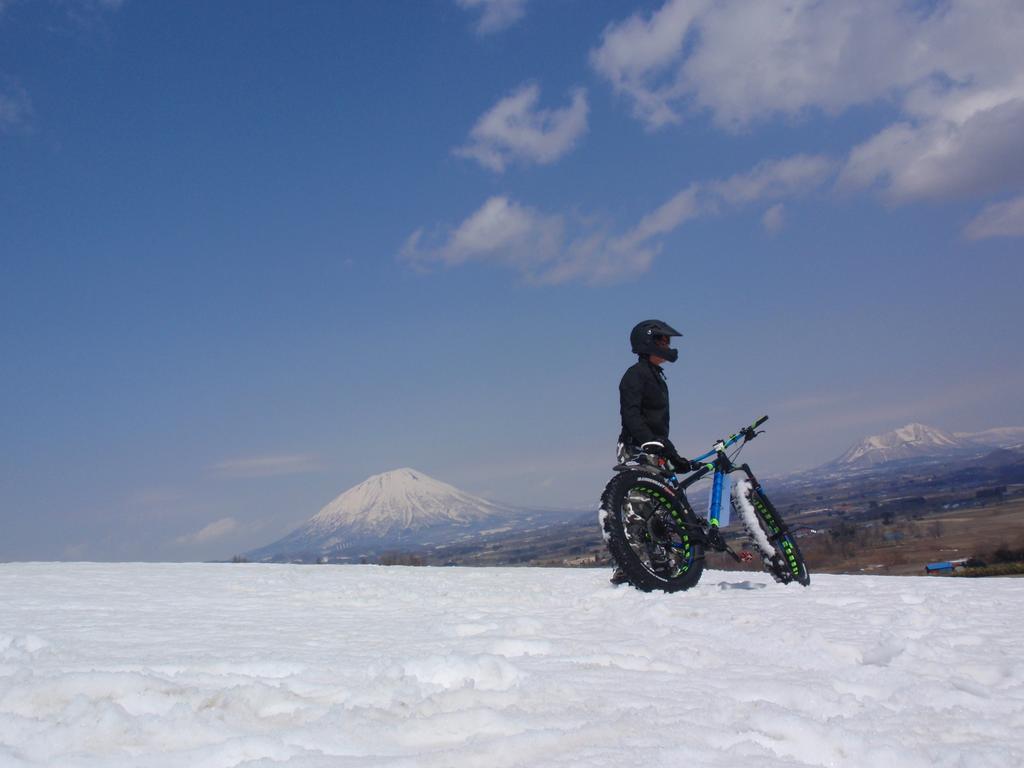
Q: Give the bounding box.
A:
[630,319,682,362]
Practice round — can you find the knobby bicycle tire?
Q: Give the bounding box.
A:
[600,469,705,592]
[732,478,811,586]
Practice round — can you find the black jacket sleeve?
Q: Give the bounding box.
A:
[619,369,657,445]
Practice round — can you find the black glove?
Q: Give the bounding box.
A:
[667,450,692,473]
[640,441,691,473]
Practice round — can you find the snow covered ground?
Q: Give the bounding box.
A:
[1,564,1022,767]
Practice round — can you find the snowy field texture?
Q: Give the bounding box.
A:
[1,564,1023,768]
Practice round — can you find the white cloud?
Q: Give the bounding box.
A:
[839,98,1024,203]
[677,1,925,129]
[402,195,659,285]
[403,153,832,284]
[402,196,607,284]
[455,84,588,172]
[762,203,785,234]
[212,454,320,478]
[711,155,836,205]
[615,154,830,248]
[590,0,711,129]
[0,77,32,134]
[456,0,527,35]
[175,517,239,546]
[591,0,1024,205]
[417,196,561,268]
[539,229,657,286]
[613,185,700,255]
[965,195,1024,240]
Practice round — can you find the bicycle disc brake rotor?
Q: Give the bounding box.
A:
[622,490,681,578]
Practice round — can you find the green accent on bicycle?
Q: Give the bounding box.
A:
[781,540,801,577]
[751,493,803,579]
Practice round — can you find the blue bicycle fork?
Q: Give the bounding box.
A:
[708,470,731,528]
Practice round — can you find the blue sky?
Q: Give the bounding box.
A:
[2,0,1022,561]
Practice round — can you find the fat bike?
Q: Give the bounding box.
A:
[600,416,811,592]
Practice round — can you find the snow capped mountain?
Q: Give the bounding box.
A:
[246,468,524,562]
[306,468,506,537]
[833,423,966,467]
[828,422,1024,470]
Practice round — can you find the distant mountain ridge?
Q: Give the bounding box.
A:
[825,422,1024,470]
[954,426,1024,449]
[833,423,962,467]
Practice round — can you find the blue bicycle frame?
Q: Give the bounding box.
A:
[673,415,769,529]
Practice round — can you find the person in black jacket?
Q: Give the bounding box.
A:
[609,319,692,585]
[617,319,692,471]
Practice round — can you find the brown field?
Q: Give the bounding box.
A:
[775,497,1024,576]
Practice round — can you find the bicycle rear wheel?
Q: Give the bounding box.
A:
[732,478,810,586]
[600,470,705,592]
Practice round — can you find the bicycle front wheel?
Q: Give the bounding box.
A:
[732,478,810,586]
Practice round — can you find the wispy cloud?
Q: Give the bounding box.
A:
[401,196,587,282]
[790,377,1020,434]
[54,0,130,32]
[711,155,836,206]
[0,77,32,134]
[614,185,700,254]
[402,194,660,285]
[212,454,321,478]
[455,83,588,172]
[591,0,1024,223]
[612,154,831,255]
[965,195,1024,240]
[403,153,833,284]
[761,203,785,234]
[455,0,528,36]
[175,517,240,546]
[1,2,126,134]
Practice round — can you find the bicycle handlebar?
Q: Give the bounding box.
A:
[691,415,769,464]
